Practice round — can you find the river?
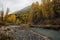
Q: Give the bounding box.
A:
[29,28,60,40]
[8,25,60,40]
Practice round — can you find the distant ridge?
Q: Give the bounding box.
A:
[13,6,30,14]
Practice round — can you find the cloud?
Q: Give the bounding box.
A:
[0,0,41,14]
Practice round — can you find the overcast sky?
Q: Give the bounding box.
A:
[0,0,42,14]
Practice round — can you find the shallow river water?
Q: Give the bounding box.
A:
[30,28,60,40]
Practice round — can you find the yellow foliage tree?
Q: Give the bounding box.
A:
[7,14,16,24]
[29,2,43,24]
[41,0,54,19]
[22,13,29,24]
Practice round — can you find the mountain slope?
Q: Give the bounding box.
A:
[13,6,30,14]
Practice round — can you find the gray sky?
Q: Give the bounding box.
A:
[0,0,42,14]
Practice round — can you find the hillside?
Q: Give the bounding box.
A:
[13,6,30,14]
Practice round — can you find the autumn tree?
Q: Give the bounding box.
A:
[52,0,60,18]
[51,0,60,25]
[16,13,30,24]
[6,14,16,24]
[41,0,54,19]
[30,2,43,24]
[21,13,30,24]
[4,8,9,21]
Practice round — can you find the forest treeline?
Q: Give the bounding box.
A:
[2,0,60,25]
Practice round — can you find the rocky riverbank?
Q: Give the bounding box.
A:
[0,26,49,40]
